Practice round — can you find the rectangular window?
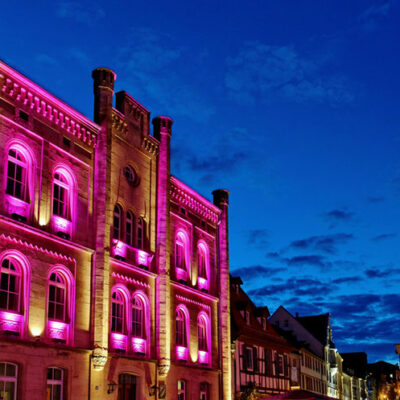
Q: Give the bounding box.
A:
[200,382,208,400]
[178,380,186,400]
[47,368,63,400]
[245,347,254,371]
[0,362,17,400]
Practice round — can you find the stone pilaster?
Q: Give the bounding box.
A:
[213,189,232,400]
[91,68,116,367]
[153,116,173,382]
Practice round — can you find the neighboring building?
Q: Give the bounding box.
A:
[230,277,296,398]
[342,352,368,400]
[367,361,400,400]
[270,306,328,397]
[0,60,231,399]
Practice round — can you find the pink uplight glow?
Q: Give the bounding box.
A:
[47,320,68,341]
[198,350,209,364]
[176,345,188,360]
[111,332,127,351]
[131,337,146,353]
[137,250,149,266]
[197,276,208,290]
[52,215,71,234]
[4,195,30,218]
[112,239,127,258]
[0,311,23,334]
[176,267,187,282]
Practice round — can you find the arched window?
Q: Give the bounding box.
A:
[6,148,27,200]
[47,367,64,400]
[53,170,73,220]
[48,272,67,321]
[175,233,186,271]
[0,362,18,400]
[0,258,21,312]
[198,315,208,352]
[197,244,207,279]
[131,295,144,338]
[177,380,186,400]
[113,205,122,240]
[126,211,134,246]
[111,290,125,333]
[137,217,145,249]
[176,308,187,347]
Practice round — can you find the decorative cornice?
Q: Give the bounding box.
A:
[112,109,128,135]
[170,177,220,224]
[142,136,159,155]
[0,61,99,147]
[176,294,211,311]
[111,272,150,288]
[0,233,75,263]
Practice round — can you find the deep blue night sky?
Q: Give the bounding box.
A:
[2,0,399,363]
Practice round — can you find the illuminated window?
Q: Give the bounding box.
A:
[198,315,207,352]
[131,296,144,338]
[46,368,64,400]
[113,205,122,240]
[53,171,72,219]
[197,244,207,279]
[137,217,145,249]
[176,309,187,347]
[177,380,186,400]
[48,272,66,321]
[0,258,20,312]
[111,291,125,333]
[126,211,134,246]
[175,234,186,271]
[6,148,27,200]
[200,382,209,400]
[0,362,17,400]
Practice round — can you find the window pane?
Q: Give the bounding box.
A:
[5,364,16,377]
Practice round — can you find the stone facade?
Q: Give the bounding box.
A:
[0,60,231,399]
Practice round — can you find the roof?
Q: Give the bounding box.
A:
[296,314,330,346]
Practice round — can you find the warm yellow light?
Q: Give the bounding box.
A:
[39,217,48,226]
[30,326,43,337]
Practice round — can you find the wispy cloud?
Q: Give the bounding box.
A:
[225,42,354,106]
[231,265,286,281]
[372,233,397,241]
[55,2,105,24]
[358,0,393,32]
[247,229,269,248]
[290,233,354,254]
[116,28,214,122]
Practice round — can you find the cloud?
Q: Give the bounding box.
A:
[371,233,397,241]
[247,229,269,248]
[249,277,333,300]
[55,2,105,24]
[116,28,214,122]
[284,254,330,268]
[358,1,392,32]
[367,196,385,204]
[290,233,354,254]
[365,268,392,278]
[332,276,362,284]
[230,265,286,281]
[321,209,355,227]
[225,42,353,106]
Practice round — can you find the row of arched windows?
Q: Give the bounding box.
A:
[113,204,145,250]
[175,230,210,287]
[0,251,74,342]
[175,305,210,363]
[4,142,76,229]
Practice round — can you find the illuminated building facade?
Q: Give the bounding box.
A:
[0,60,231,399]
[230,277,295,398]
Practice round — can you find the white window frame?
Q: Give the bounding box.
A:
[47,367,64,400]
[0,362,18,400]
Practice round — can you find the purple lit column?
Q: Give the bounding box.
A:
[153,116,173,381]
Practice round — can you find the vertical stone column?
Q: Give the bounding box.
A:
[91,68,116,376]
[213,189,232,400]
[153,116,173,386]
